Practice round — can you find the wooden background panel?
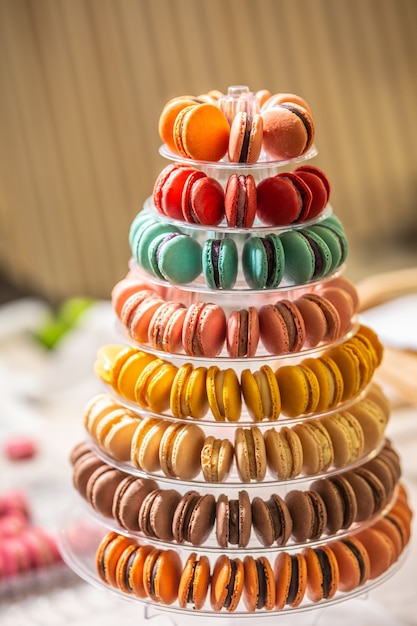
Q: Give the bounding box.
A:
[0,0,416,301]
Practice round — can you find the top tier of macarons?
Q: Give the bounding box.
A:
[159,85,316,166]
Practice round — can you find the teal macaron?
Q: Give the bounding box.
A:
[202,238,238,289]
[242,233,285,289]
[128,209,154,250]
[301,228,333,278]
[132,221,179,274]
[319,215,349,265]
[308,223,343,272]
[149,232,202,284]
[280,230,316,284]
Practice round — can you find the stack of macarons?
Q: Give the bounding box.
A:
[129,207,348,289]
[158,87,317,164]
[152,162,330,228]
[111,273,358,358]
[82,382,390,483]
[63,83,413,618]
[71,440,402,549]
[0,489,63,584]
[93,324,383,423]
[92,483,412,611]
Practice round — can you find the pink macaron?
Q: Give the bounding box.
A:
[259,300,306,355]
[182,302,227,357]
[226,307,260,357]
[225,174,257,227]
[4,437,37,461]
[148,301,187,353]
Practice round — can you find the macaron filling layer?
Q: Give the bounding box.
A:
[187,561,198,603]
[237,175,248,225]
[124,548,137,592]
[224,559,238,608]
[239,116,252,162]
[343,539,367,584]
[287,556,299,605]
[316,548,332,598]
[256,559,267,609]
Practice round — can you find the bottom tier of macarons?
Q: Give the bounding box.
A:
[58,482,412,616]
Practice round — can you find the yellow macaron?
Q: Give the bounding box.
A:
[206,366,242,422]
[241,365,281,421]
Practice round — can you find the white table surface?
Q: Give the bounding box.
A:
[1,297,416,626]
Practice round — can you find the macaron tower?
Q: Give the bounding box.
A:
[60,86,413,621]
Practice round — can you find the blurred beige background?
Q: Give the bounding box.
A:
[0,0,416,302]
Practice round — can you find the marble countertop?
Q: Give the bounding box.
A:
[1,296,416,626]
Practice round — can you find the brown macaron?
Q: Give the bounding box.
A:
[311,475,357,534]
[243,555,275,611]
[343,469,375,522]
[216,490,252,548]
[172,490,216,546]
[178,552,210,610]
[210,555,244,612]
[85,465,126,518]
[72,453,105,499]
[251,493,293,547]
[138,488,181,542]
[112,476,159,532]
[285,489,327,542]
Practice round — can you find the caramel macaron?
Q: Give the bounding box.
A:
[131,417,169,473]
[159,422,205,480]
[234,426,267,482]
[201,435,234,483]
[293,421,334,475]
[264,426,303,480]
